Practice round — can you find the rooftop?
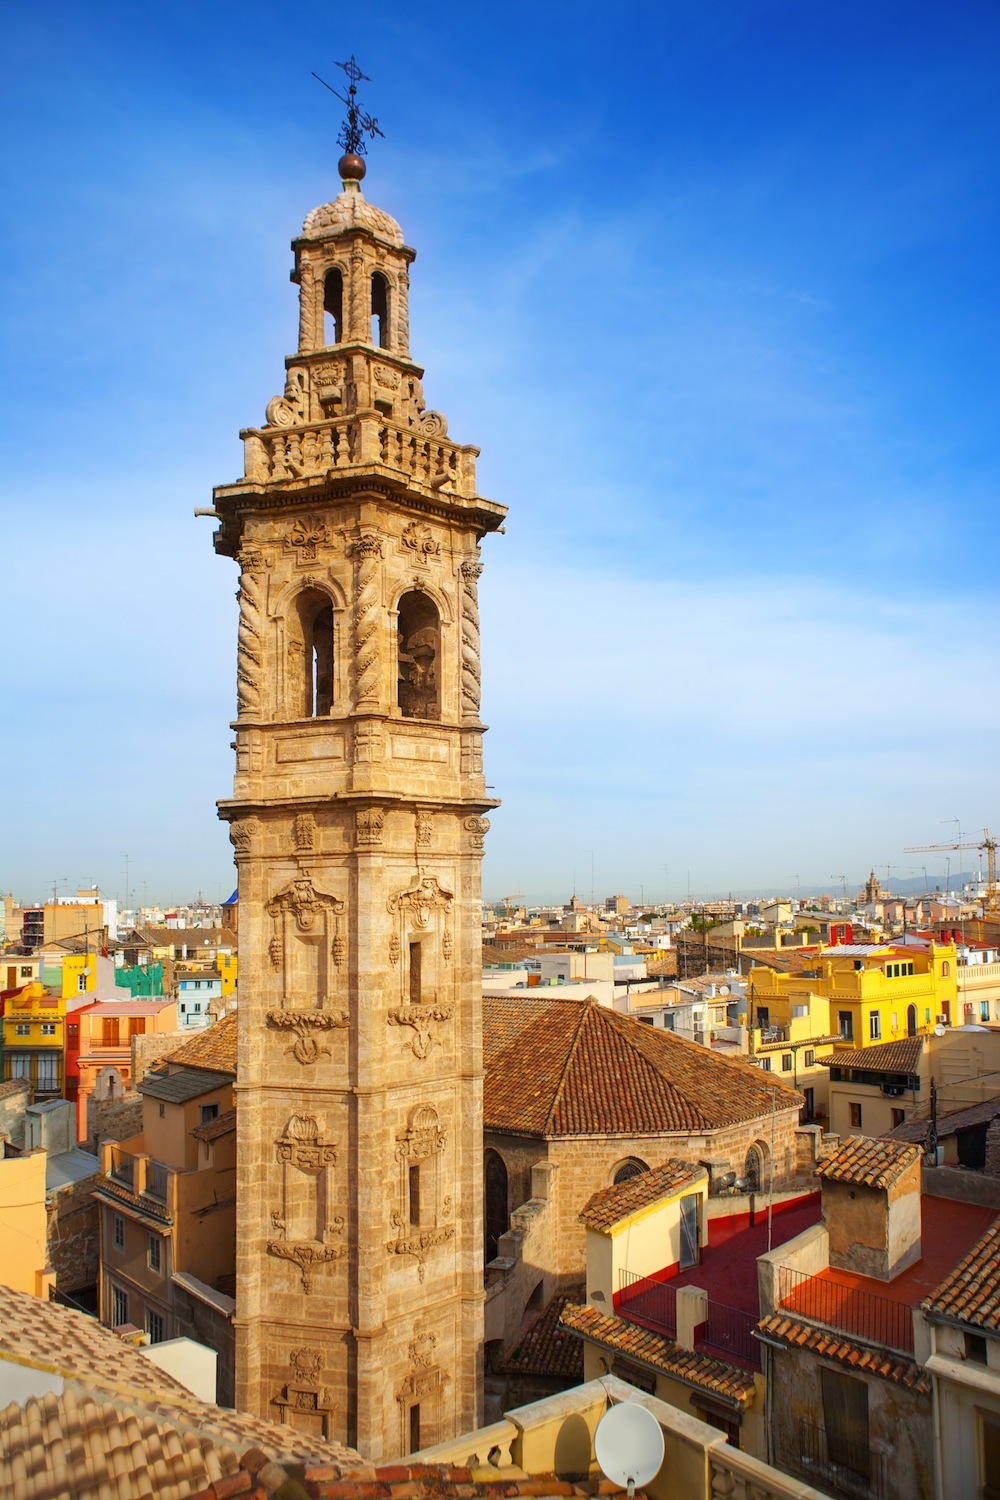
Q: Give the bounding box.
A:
[758,1313,930,1392]
[816,1136,922,1190]
[580,1161,707,1232]
[560,1304,757,1408]
[886,1093,1000,1144]
[503,1292,585,1381]
[484,996,801,1138]
[138,1066,233,1104]
[164,1010,237,1075]
[922,1215,1000,1331]
[828,1036,924,1074]
[46,1146,99,1191]
[192,1105,236,1142]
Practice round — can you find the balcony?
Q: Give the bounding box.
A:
[795,1416,887,1499]
[98,1144,174,1221]
[618,1270,762,1371]
[775,1263,914,1356]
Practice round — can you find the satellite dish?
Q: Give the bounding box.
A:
[595,1402,665,1497]
[934,1024,946,1036]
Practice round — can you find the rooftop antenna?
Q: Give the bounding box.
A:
[313,55,384,174]
[594,1400,664,1499]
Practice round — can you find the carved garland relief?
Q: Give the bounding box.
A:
[386,1107,455,1282]
[265,876,349,1064]
[386,877,455,1059]
[266,1114,345,1293]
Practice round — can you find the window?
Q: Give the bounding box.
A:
[36,1056,58,1090]
[820,1368,869,1482]
[982,1411,1000,1499]
[925,1008,932,1025]
[484,1150,509,1263]
[324,268,343,345]
[179,1004,186,1014]
[892,1108,905,1128]
[408,1163,421,1227]
[781,1053,793,1072]
[200,1103,220,1126]
[983,1002,991,1022]
[744,1146,764,1193]
[679,1193,700,1269]
[40,1023,56,1036]
[804,1049,815,1067]
[290,588,336,719]
[759,1057,771,1072]
[850,1103,863,1129]
[14,1023,30,1037]
[113,1214,125,1251]
[839,1011,853,1041]
[371,270,390,348]
[145,1308,165,1344]
[77,973,88,992]
[408,1402,420,1454]
[9,1054,30,1078]
[965,1332,988,1364]
[870,1012,881,1040]
[159,1103,165,1118]
[941,960,950,977]
[112,1286,129,1328]
[19,966,31,978]
[397,591,441,719]
[408,942,422,1007]
[148,1234,161,1273]
[612,1158,649,1186]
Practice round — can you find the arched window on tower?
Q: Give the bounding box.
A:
[290,589,335,718]
[397,591,440,719]
[324,268,343,346]
[744,1144,764,1194]
[484,1150,509,1264]
[371,271,390,349]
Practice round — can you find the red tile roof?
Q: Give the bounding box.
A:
[166,1011,238,1076]
[484,997,801,1137]
[816,1136,921,1190]
[886,1094,1000,1144]
[503,1293,586,1380]
[828,1037,924,1074]
[758,1312,930,1392]
[560,1303,757,1407]
[192,1106,237,1142]
[922,1216,1000,1331]
[580,1161,707,1232]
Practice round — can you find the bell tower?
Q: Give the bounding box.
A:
[209,105,505,1459]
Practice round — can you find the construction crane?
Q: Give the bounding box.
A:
[497,893,525,921]
[904,829,997,915]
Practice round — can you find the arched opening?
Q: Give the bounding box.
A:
[907,1003,917,1037]
[744,1144,764,1194]
[612,1157,649,1186]
[291,589,335,718]
[397,591,440,719]
[941,960,951,977]
[371,271,389,348]
[324,269,343,346]
[484,1150,508,1263]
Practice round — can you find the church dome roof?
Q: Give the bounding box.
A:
[302,184,404,246]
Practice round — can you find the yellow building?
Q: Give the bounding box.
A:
[745,942,958,1122]
[0,1150,52,1297]
[60,952,98,999]
[2,982,66,1099]
[217,949,237,996]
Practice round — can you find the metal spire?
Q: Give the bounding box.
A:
[312,55,385,157]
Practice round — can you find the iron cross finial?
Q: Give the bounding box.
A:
[312,55,385,157]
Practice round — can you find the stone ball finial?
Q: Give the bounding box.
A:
[338,152,366,183]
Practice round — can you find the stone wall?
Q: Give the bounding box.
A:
[132,1030,185,1083]
[88,1092,143,1151]
[171,1277,236,1407]
[48,1173,100,1296]
[0,1079,30,1148]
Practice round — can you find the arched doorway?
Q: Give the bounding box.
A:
[484,1150,508,1264]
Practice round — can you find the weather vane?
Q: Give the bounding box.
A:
[312,55,385,157]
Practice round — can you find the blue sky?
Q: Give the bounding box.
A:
[2,2,998,906]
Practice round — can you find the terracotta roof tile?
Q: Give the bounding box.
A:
[828,1037,924,1074]
[580,1161,707,1231]
[193,1106,237,1142]
[305,1464,647,1500]
[166,1012,238,1076]
[503,1294,586,1380]
[922,1216,1000,1330]
[559,1303,756,1407]
[887,1094,1000,1145]
[816,1136,922,1190]
[0,1283,362,1496]
[484,997,801,1137]
[758,1312,930,1392]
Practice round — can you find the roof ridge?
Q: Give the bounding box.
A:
[543,1001,594,1133]
[600,1007,711,1129]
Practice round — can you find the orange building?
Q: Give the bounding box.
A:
[74,998,177,1141]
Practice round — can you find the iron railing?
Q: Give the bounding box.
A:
[700,1299,761,1369]
[776,1264,914,1355]
[796,1417,886,1499]
[618,1270,677,1335]
[145,1161,168,1202]
[108,1148,134,1188]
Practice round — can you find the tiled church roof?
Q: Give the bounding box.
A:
[484,997,801,1137]
[165,1011,238,1076]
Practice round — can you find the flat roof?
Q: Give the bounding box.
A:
[46,1147,99,1191]
[138,1067,232,1104]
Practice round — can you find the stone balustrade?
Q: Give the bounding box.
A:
[411,1377,833,1500]
[242,415,479,499]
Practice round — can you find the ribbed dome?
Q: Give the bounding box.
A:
[302,183,404,246]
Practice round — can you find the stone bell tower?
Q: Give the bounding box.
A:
[209,135,505,1460]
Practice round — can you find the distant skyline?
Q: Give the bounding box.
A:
[2,3,998,905]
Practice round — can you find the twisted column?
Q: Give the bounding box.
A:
[236,550,265,718]
[351,534,383,708]
[459,559,483,721]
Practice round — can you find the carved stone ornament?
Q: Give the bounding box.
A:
[389,933,401,966]
[288,515,328,562]
[266,1238,345,1294]
[229,816,260,855]
[268,935,283,970]
[265,876,349,1063]
[290,1347,323,1383]
[236,549,269,719]
[464,815,490,851]
[374,363,401,389]
[387,1003,454,1061]
[293,812,317,852]
[355,807,385,849]
[268,876,345,934]
[417,409,448,438]
[401,521,441,558]
[266,1115,346,1292]
[386,1214,455,1283]
[353,721,384,763]
[349,532,384,708]
[387,875,453,928]
[415,811,432,847]
[441,927,453,964]
[275,1114,338,1173]
[394,1106,447,1165]
[331,934,347,967]
[266,1008,349,1067]
[265,369,307,428]
[409,1332,437,1370]
[459,558,484,722]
